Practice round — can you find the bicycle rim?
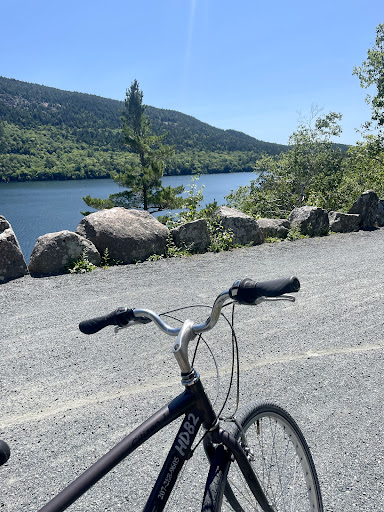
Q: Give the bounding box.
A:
[223,402,323,511]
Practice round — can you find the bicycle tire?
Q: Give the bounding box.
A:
[202,402,323,511]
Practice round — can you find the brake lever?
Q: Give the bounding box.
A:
[253,295,296,305]
[114,316,152,334]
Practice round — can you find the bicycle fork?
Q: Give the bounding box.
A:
[204,426,275,512]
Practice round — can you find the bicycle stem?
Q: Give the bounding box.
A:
[134,291,232,379]
[131,290,295,381]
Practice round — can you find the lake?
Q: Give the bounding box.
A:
[0,172,255,262]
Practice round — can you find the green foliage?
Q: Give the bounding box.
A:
[82,195,114,210]
[322,26,384,210]
[159,174,205,228]
[67,251,97,274]
[286,227,309,241]
[0,76,289,183]
[83,80,185,213]
[165,236,194,258]
[335,142,384,210]
[206,218,236,253]
[226,110,345,218]
[177,174,205,223]
[263,236,281,244]
[147,236,196,261]
[350,22,384,177]
[353,23,384,136]
[100,247,111,268]
[160,175,240,254]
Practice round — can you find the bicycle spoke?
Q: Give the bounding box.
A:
[221,403,322,511]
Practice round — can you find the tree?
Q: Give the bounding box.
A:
[337,144,384,210]
[332,23,384,207]
[353,23,384,128]
[353,23,384,152]
[226,110,344,218]
[83,80,184,213]
[0,122,7,155]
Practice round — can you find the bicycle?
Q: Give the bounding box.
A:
[32,276,323,511]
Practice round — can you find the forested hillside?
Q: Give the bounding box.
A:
[0,76,287,182]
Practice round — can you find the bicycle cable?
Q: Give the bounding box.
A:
[160,305,223,406]
[159,302,241,459]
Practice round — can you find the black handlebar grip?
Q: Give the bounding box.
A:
[79,308,133,334]
[0,440,10,466]
[231,276,300,304]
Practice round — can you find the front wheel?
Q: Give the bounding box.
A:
[202,402,323,511]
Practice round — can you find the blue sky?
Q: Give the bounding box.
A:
[1,0,382,145]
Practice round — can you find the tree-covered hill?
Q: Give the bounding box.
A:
[0,76,288,181]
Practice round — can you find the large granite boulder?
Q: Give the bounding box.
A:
[348,190,378,230]
[0,216,28,283]
[28,230,101,276]
[76,208,169,264]
[215,206,264,245]
[328,211,360,233]
[376,199,384,227]
[171,219,210,252]
[288,206,329,237]
[257,218,290,239]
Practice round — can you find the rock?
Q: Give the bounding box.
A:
[348,190,379,230]
[171,219,210,252]
[0,216,28,283]
[377,199,384,227]
[328,211,360,233]
[76,208,169,264]
[215,206,264,245]
[257,218,290,239]
[28,230,101,276]
[288,206,329,237]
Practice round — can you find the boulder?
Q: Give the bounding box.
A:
[215,206,264,245]
[377,199,384,227]
[0,216,28,283]
[328,211,360,233]
[171,219,210,252]
[348,190,378,230]
[28,230,101,276]
[257,218,290,239]
[288,206,329,237]
[76,208,169,264]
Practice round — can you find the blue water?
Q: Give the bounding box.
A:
[0,173,255,261]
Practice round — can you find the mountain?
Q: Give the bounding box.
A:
[0,76,288,182]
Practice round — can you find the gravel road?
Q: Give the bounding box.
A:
[1,229,384,511]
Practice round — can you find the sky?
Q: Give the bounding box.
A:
[1,0,383,146]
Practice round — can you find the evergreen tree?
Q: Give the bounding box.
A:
[83,79,184,213]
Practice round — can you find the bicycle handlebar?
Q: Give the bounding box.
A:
[78,308,151,335]
[230,276,300,304]
[79,277,300,336]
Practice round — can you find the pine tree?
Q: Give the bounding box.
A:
[83,80,184,213]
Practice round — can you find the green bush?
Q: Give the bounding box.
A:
[67,251,97,274]
[159,176,241,256]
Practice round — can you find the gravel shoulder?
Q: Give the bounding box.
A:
[1,229,384,511]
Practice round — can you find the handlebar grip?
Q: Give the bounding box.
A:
[230,276,300,304]
[0,440,10,466]
[79,308,133,334]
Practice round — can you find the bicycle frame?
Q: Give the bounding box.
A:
[38,377,214,512]
[38,374,272,512]
[37,287,299,512]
